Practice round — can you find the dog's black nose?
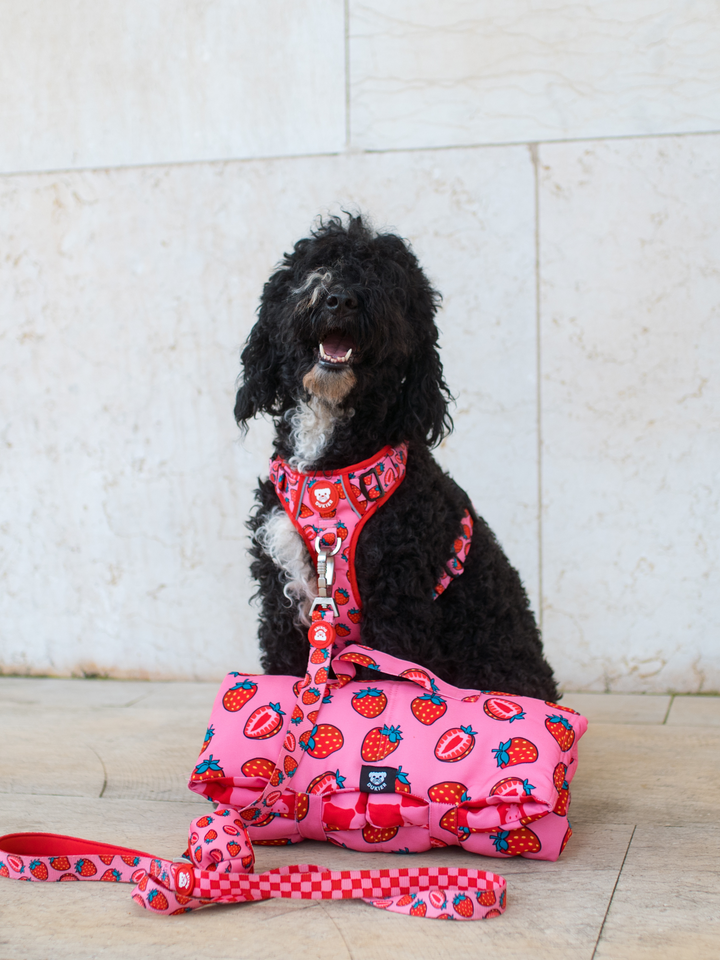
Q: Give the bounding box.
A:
[325,290,358,313]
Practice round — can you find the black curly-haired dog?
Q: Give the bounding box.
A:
[234,214,558,700]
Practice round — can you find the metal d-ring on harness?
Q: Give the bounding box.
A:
[310,531,342,618]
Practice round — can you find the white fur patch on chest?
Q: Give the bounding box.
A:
[255,506,315,625]
[286,399,351,472]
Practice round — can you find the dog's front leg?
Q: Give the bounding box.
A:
[247,479,313,676]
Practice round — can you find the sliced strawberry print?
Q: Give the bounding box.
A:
[307,770,347,794]
[483,697,526,722]
[545,700,581,716]
[434,725,477,762]
[243,702,285,739]
[490,777,535,799]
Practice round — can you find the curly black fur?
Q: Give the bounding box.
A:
[236,214,558,700]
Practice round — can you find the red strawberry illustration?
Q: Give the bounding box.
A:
[196,815,214,828]
[290,704,304,725]
[561,824,573,854]
[226,841,241,857]
[307,709,320,724]
[545,715,576,751]
[335,623,350,637]
[348,608,362,624]
[301,687,321,705]
[453,893,474,918]
[284,730,296,752]
[434,725,477,763]
[7,855,24,873]
[462,694,481,702]
[483,697,526,722]
[59,873,78,881]
[553,762,570,816]
[49,856,71,871]
[204,830,218,844]
[98,854,115,866]
[339,650,375,667]
[334,587,350,605]
[490,827,541,855]
[310,647,328,665]
[486,908,502,918]
[490,777,535,799]
[299,723,344,758]
[201,724,215,752]
[191,755,225,781]
[29,860,48,881]
[296,794,309,820]
[491,738,539,768]
[147,889,169,911]
[361,725,403,762]
[411,692,447,725]
[243,702,285,739]
[222,678,258,712]
[409,899,427,917]
[284,756,298,777]
[0,863,9,878]
[241,757,275,780]
[101,868,122,882]
[428,781,469,805]
[396,894,414,907]
[308,769,346,794]
[545,700,581,716]
[314,667,328,685]
[477,890,496,906]
[74,858,97,877]
[351,688,388,718]
[394,766,411,793]
[362,825,399,843]
[293,675,311,696]
[120,855,140,867]
[299,503,313,518]
[399,667,433,691]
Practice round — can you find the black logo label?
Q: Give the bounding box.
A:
[360,765,398,793]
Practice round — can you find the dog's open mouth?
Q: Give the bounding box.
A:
[318,332,355,367]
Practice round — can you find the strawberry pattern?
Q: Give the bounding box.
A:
[189,641,587,863]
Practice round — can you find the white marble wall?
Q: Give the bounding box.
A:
[1,2,718,690]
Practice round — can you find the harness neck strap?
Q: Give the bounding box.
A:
[269,443,408,651]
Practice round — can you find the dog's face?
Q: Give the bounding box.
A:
[235,215,452,450]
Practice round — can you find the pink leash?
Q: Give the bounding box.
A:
[0,828,506,920]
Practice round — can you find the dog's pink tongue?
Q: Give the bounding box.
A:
[321,332,354,358]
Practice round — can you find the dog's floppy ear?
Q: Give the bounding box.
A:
[234,311,284,428]
[397,342,454,447]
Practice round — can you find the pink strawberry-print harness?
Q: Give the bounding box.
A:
[269,442,473,652]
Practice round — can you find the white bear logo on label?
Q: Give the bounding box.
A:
[310,482,339,514]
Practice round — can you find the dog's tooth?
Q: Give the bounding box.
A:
[343,348,352,361]
[319,343,328,360]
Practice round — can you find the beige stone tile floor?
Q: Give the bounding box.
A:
[1,679,718,960]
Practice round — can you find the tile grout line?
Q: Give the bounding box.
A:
[344,0,351,150]
[590,824,636,960]
[2,128,720,181]
[530,143,543,632]
[662,694,675,724]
